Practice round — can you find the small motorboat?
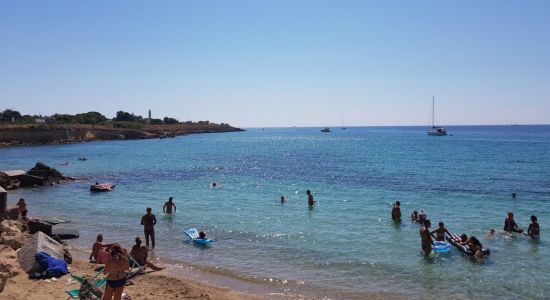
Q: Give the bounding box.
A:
[78,157,88,161]
[90,183,115,192]
[321,128,331,132]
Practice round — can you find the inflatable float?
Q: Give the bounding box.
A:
[432,241,451,253]
[446,233,490,256]
[184,228,215,246]
[90,183,115,192]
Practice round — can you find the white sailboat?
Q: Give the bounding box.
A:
[427,96,447,136]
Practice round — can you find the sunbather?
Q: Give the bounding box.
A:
[130,236,163,271]
[103,244,129,300]
[89,234,113,263]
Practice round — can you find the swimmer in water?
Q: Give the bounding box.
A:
[430,222,452,242]
[527,215,540,239]
[306,190,316,206]
[411,210,419,223]
[504,212,523,233]
[280,196,285,204]
[391,201,401,221]
[163,197,177,214]
[420,219,434,256]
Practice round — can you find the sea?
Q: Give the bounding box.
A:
[1,125,549,299]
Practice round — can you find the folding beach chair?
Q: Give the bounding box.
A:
[126,255,145,280]
[65,267,106,299]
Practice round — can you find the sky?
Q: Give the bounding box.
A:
[1,0,549,127]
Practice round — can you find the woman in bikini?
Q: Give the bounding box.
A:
[103,244,129,300]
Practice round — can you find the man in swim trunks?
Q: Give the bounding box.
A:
[391,201,401,221]
[130,236,163,271]
[503,212,523,233]
[89,234,113,262]
[420,219,434,256]
[141,207,157,249]
[431,222,452,241]
[306,190,315,206]
[163,197,177,214]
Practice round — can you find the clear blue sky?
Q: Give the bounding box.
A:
[1,1,548,127]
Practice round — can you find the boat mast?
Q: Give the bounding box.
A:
[432,96,435,129]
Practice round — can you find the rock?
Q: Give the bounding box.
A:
[0,220,31,250]
[3,207,20,221]
[17,232,65,273]
[0,245,22,278]
[0,173,10,189]
[19,174,45,187]
[26,162,64,182]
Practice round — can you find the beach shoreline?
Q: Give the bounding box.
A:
[0,124,243,148]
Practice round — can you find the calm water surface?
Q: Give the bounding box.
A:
[2,126,549,299]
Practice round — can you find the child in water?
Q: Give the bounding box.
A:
[198,231,207,240]
[431,222,452,242]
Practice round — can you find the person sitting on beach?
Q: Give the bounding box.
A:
[16,198,28,219]
[420,219,434,256]
[130,236,163,271]
[467,236,484,259]
[306,190,316,206]
[198,231,207,239]
[391,201,401,221]
[163,197,177,214]
[527,215,540,239]
[89,234,113,263]
[103,244,129,300]
[430,222,452,242]
[503,212,523,233]
[411,211,419,223]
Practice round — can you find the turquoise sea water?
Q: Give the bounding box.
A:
[2,126,549,299]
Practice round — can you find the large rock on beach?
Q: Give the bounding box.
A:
[0,220,31,251]
[0,244,22,278]
[17,232,65,273]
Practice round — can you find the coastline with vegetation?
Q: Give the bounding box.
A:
[0,109,243,147]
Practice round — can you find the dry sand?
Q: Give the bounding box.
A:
[2,259,267,300]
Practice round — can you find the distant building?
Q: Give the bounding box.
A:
[146,109,151,125]
[35,118,46,124]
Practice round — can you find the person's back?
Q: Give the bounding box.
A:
[141,208,157,249]
[306,190,315,206]
[392,201,401,221]
[504,212,521,232]
[420,220,433,256]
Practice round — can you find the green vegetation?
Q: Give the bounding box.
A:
[0,108,224,128]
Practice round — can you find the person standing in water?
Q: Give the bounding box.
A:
[16,198,28,219]
[527,215,540,239]
[163,197,177,214]
[391,201,401,221]
[420,219,434,256]
[141,207,157,249]
[504,212,523,233]
[280,196,285,204]
[306,190,316,206]
[431,222,452,241]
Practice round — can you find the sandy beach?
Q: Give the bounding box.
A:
[2,259,268,300]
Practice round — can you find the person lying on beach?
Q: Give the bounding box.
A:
[527,215,540,239]
[130,236,163,271]
[104,244,129,300]
[163,197,177,214]
[467,236,484,260]
[198,231,207,239]
[420,219,434,256]
[89,234,114,263]
[391,201,401,221]
[503,212,523,233]
[411,211,419,223]
[431,222,452,242]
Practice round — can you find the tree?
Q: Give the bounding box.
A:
[1,109,22,123]
[163,117,178,124]
[74,111,107,124]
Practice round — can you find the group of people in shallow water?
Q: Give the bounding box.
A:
[87,195,213,300]
[391,200,541,260]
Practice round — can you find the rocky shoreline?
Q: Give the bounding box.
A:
[0,124,244,148]
[0,162,73,191]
